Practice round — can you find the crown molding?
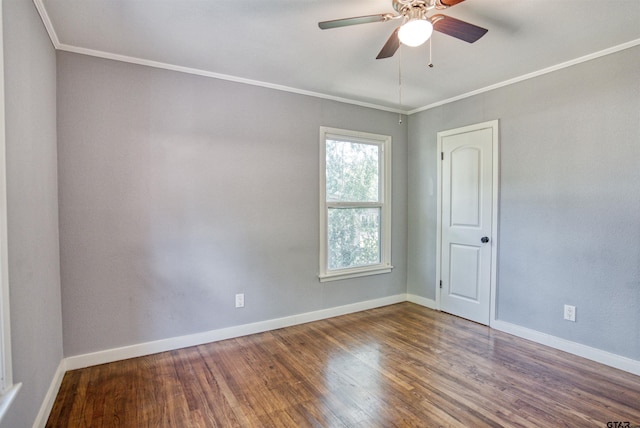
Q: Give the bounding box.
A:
[33,0,60,48]
[407,38,640,115]
[56,42,408,115]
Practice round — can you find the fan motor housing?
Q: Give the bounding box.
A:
[393,0,453,14]
[393,0,427,14]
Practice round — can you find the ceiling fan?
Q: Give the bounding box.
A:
[318,0,488,59]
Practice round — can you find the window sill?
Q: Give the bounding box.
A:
[0,383,21,423]
[319,265,394,283]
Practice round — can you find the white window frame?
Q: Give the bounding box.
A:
[0,3,22,422]
[319,127,393,282]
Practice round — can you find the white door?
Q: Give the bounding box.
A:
[438,121,498,325]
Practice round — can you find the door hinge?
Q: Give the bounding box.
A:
[439,280,442,289]
[441,152,444,160]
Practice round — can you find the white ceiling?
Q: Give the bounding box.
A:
[36,0,640,113]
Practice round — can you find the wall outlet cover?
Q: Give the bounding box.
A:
[235,293,245,308]
[564,304,576,322]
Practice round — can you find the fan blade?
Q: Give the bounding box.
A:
[432,14,488,43]
[319,14,390,30]
[376,27,400,59]
[437,0,465,7]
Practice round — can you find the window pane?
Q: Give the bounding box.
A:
[326,140,379,202]
[328,207,381,270]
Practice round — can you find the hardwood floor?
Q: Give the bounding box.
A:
[47,303,640,427]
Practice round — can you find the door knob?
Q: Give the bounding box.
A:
[481,236,490,243]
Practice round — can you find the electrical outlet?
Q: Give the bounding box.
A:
[563,304,576,322]
[235,293,244,308]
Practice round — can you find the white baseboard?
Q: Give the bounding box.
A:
[65,293,407,371]
[406,293,438,310]
[32,360,66,428]
[492,320,640,376]
[64,294,640,376]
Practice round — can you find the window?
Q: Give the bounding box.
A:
[319,127,392,282]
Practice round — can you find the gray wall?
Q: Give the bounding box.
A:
[2,0,63,427]
[407,45,640,360]
[57,52,408,357]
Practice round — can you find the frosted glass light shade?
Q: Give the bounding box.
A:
[398,19,433,47]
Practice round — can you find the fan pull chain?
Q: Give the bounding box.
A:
[428,36,434,68]
[398,46,403,124]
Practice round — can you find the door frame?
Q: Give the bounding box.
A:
[435,120,500,326]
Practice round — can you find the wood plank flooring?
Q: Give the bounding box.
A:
[47,303,640,427]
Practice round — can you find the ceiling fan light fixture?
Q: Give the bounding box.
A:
[398,18,433,47]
